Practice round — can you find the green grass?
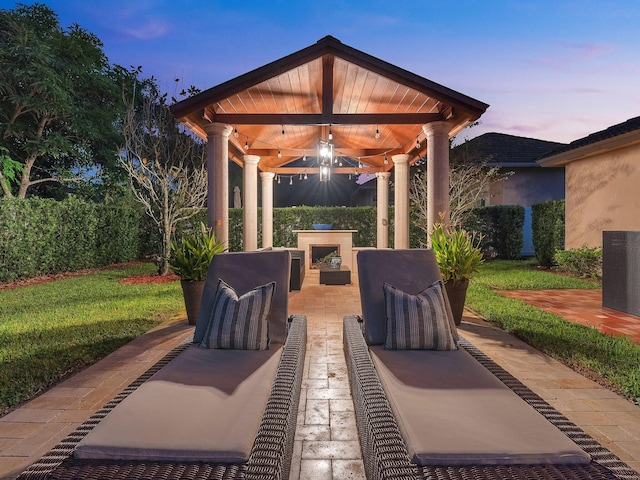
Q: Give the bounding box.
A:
[474,259,600,290]
[0,263,182,415]
[467,260,640,404]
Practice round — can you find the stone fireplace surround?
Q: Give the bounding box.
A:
[293,230,356,270]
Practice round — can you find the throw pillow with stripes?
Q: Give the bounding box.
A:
[383,280,457,350]
[200,278,275,350]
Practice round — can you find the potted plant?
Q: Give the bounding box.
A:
[168,223,227,325]
[430,223,484,325]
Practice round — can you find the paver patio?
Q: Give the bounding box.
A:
[1,269,639,479]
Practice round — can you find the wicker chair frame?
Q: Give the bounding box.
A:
[343,315,640,480]
[18,315,307,480]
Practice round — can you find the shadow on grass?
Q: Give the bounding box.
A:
[0,315,190,415]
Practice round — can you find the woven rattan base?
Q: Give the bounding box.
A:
[18,315,307,480]
[343,315,640,480]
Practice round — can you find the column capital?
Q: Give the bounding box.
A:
[204,122,233,137]
[391,153,411,165]
[260,171,275,180]
[243,155,260,166]
[375,171,391,179]
[422,120,453,137]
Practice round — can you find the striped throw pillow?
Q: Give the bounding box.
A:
[200,279,275,350]
[383,280,457,350]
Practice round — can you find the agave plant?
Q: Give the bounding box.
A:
[430,223,484,284]
[168,223,227,282]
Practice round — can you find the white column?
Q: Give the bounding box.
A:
[423,121,453,234]
[204,123,233,245]
[376,172,391,248]
[260,172,275,249]
[392,154,411,249]
[242,155,260,251]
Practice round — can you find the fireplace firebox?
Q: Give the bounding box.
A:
[311,245,340,268]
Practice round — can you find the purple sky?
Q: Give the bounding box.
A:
[7,0,640,143]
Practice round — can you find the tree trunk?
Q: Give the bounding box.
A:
[158,222,171,276]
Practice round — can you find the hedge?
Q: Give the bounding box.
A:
[464,205,525,259]
[0,196,144,283]
[2,199,550,282]
[532,200,565,267]
[186,206,382,252]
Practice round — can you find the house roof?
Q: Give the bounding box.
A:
[455,132,566,168]
[170,36,488,173]
[538,116,640,167]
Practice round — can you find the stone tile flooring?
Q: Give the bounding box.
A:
[2,269,640,479]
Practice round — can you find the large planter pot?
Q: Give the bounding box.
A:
[180,280,205,325]
[444,279,469,326]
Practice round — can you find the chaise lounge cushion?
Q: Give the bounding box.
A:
[369,345,591,466]
[358,249,458,346]
[75,345,282,462]
[199,279,275,350]
[383,280,457,351]
[194,251,291,347]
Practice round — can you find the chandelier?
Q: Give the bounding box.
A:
[317,140,333,182]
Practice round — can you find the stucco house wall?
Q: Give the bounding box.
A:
[488,167,565,207]
[538,116,640,249]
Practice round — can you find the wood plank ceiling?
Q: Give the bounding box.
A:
[171,36,488,174]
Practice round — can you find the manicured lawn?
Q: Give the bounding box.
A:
[0,263,182,415]
[467,260,640,404]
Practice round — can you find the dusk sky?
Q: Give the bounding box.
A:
[6,0,640,144]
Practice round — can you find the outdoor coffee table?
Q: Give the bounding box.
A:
[319,265,351,285]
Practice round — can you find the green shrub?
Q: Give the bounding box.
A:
[531,200,565,266]
[430,223,484,282]
[554,246,602,280]
[464,205,524,259]
[169,223,227,281]
[0,196,145,283]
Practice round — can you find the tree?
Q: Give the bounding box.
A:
[121,76,208,275]
[0,3,129,198]
[410,134,512,244]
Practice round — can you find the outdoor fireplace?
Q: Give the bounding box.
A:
[293,230,356,270]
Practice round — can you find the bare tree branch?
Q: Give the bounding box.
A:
[410,147,513,245]
[121,78,208,275]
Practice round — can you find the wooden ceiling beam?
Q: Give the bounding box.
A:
[266,166,386,174]
[208,112,443,125]
[322,54,334,123]
[243,147,401,157]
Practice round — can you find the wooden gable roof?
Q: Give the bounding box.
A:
[171,36,488,172]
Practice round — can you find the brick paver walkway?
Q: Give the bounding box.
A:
[498,288,640,343]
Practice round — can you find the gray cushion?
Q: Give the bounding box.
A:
[357,249,458,346]
[383,280,456,350]
[200,279,274,350]
[194,251,291,346]
[369,345,591,466]
[75,345,282,462]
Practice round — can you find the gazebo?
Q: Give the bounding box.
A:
[170,36,488,250]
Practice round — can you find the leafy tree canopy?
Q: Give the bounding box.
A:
[0,2,132,198]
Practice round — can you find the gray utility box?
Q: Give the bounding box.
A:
[602,231,640,316]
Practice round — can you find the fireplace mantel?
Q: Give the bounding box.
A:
[293,230,357,270]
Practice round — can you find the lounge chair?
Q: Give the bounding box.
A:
[19,250,307,480]
[343,248,639,480]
